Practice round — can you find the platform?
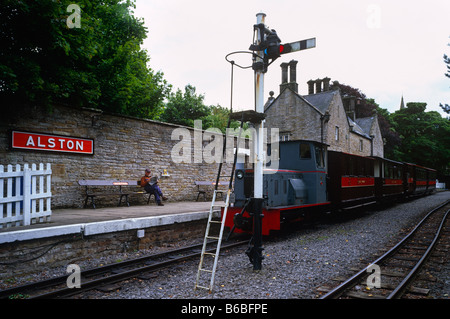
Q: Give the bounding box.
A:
[0,201,222,244]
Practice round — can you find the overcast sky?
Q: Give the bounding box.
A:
[135,0,449,116]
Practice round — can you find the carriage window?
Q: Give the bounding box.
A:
[299,143,311,159]
[349,156,355,175]
[395,167,402,178]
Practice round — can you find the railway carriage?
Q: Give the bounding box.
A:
[404,163,417,196]
[372,157,404,201]
[403,163,437,197]
[327,151,376,210]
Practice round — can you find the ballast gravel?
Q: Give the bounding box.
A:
[81,191,450,299]
[2,191,449,299]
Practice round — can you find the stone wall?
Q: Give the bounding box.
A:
[265,90,322,143]
[370,116,384,157]
[324,91,357,154]
[1,105,233,209]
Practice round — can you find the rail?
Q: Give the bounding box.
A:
[320,199,450,299]
[0,239,248,299]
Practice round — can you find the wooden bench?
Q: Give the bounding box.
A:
[194,181,229,201]
[79,180,147,209]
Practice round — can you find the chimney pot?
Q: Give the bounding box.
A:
[307,80,315,95]
[280,63,289,94]
[315,79,322,93]
[280,63,289,84]
[288,60,298,93]
[323,77,331,91]
[289,60,298,84]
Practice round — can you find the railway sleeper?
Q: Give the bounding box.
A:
[96,283,122,293]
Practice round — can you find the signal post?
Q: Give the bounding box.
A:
[246,13,316,271]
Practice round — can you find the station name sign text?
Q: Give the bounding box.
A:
[11,131,94,155]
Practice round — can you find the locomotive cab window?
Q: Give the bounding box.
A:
[315,146,325,168]
[299,143,311,159]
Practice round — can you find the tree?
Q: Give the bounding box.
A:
[0,0,169,118]
[336,82,401,158]
[202,105,247,134]
[159,84,246,133]
[159,85,211,128]
[440,53,450,114]
[440,38,449,114]
[391,102,450,175]
[202,105,231,133]
[444,53,450,79]
[440,103,450,114]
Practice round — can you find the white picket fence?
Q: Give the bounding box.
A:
[0,163,52,228]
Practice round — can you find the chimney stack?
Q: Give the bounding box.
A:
[279,60,298,94]
[307,80,315,95]
[307,77,332,94]
[289,60,298,84]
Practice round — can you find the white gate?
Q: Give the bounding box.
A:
[0,163,52,228]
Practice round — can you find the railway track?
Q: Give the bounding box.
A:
[0,238,248,299]
[319,200,450,299]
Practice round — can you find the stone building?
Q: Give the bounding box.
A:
[264,60,384,158]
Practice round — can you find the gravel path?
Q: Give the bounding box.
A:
[78,191,450,299]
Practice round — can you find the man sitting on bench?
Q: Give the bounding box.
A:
[141,169,168,206]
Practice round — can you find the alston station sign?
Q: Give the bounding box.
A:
[11,131,94,155]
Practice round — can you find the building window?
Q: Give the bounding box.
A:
[360,140,363,152]
[335,126,339,141]
[280,134,290,141]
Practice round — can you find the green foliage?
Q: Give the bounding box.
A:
[391,103,450,175]
[441,53,450,114]
[0,0,170,118]
[202,105,247,133]
[444,54,450,79]
[337,83,401,157]
[159,84,244,133]
[159,84,210,127]
[335,83,449,175]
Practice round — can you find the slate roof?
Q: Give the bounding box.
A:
[348,117,371,138]
[302,90,338,114]
[304,90,375,139]
[355,117,375,137]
